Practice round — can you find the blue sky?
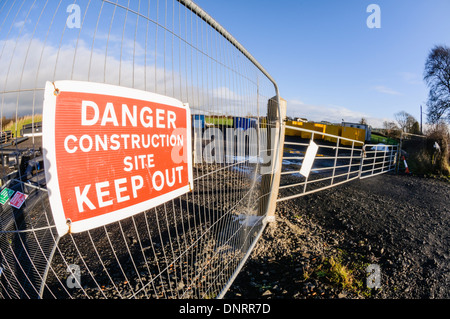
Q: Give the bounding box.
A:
[194,0,450,127]
[2,0,450,127]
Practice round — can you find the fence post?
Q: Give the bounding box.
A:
[358,144,365,179]
[396,132,403,174]
[259,96,286,223]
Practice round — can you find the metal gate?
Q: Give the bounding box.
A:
[360,144,398,179]
[278,125,398,202]
[0,0,281,299]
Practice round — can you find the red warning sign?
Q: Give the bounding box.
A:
[43,81,192,236]
[10,191,27,209]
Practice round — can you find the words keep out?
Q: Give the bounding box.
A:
[74,166,184,213]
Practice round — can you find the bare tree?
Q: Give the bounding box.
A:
[395,111,418,133]
[395,111,409,132]
[383,120,401,138]
[359,117,368,125]
[424,45,450,124]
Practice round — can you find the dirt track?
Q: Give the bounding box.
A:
[226,173,450,299]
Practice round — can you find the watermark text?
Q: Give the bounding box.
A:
[366,4,381,29]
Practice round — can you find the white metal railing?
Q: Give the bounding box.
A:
[360,144,398,179]
[278,125,397,202]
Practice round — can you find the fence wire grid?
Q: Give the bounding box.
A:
[0,0,400,300]
[0,0,282,299]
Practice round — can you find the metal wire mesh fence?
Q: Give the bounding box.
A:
[0,0,401,300]
[0,0,281,299]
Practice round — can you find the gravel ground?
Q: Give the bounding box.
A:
[225,173,450,299]
[2,135,448,299]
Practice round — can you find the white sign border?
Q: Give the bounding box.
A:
[43,80,193,236]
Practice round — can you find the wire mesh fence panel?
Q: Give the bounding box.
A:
[360,144,398,179]
[0,0,280,299]
[278,125,364,202]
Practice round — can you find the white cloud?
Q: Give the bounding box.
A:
[13,20,26,29]
[399,72,422,85]
[0,35,262,119]
[372,85,402,96]
[0,35,173,118]
[286,99,391,128]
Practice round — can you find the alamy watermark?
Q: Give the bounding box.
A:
[66,264,82,289]
[66,4,81,29]
[366,4,381,29]
[366,264,381,289]
[192,121,279,175]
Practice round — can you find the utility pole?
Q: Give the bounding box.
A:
[420,105,423,134]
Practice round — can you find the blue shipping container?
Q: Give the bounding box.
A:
[192,114,205,128]
[234,117,257,130]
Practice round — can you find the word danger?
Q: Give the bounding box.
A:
[82,100,177,128]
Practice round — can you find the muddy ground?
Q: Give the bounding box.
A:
[225,173,449,299]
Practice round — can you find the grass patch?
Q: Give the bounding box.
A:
[316,256,354,289]
[2,114,42,137]
[309,250,373,297]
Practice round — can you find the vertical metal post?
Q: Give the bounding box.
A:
[372,146,378,173]
[358,144,366,179]
[381,146,387,173]
[259,97,286,223]
[396,132,403,174]
[331,137,339,185]
[347,141,355,180]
